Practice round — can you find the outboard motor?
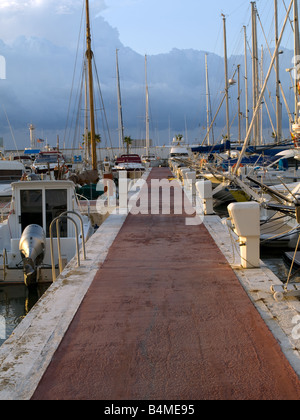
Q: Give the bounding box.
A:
[19,225,46,286]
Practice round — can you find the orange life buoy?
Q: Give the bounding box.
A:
[232,163,244,172]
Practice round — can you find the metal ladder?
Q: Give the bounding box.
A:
[50,211,87,282]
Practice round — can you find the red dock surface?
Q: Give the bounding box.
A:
[32,168,300,400]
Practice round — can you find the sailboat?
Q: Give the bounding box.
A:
[111,51,146,179]
[141,55,157,166]
[0,0,102,286]
[68,0,102,191]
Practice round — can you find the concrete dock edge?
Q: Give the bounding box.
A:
[0,168,299,399]
[0,169,151,400]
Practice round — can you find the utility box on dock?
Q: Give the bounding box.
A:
[228,202,260,269]
[196,180,214,215]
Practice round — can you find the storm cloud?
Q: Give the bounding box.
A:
[0,3,295,149]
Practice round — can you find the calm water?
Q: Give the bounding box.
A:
[0,283,51,347]
[261,248,300,284]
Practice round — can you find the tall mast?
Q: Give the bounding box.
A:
[244,26,250,137]
[275,0,282,143]
[116,49,125,152]
[234,0,293,174]
[145,55,150,156]
[205,54,210,146]
[223,15,230,142]
[85,0,97,170]
[84,60,90,162]
[294,0,300,121]
[238,64,241,144]
[251,2,260,146]
[260,46,264,145]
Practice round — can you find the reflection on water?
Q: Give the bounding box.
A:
[0,283,51,347]
[261,248,300,284]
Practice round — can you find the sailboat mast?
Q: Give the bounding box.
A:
[223,15,230,142]
[85,0,97,171]
[260,47,264,145]
[234,0,294,174]
[238,64,241,144]
[205,54,210,146]
[145,55,150,156]
[116,49,125,152]
[275,0,282,143]
[251,1,260,146]
[294,0,300,120]
[244,26,250,136]
[84,61,90,162]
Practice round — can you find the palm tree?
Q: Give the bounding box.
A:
[124,136,132,154]
[83,132,101,147]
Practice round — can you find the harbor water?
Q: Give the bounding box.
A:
[0,283,51,347]
[262,248,300,284]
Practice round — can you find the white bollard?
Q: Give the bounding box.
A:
[196,180,214,215]
[227,202,260,269]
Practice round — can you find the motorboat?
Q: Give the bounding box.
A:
[112,154,146,180]
[169,136,190,163]
[0,160,26,200]
[13,155,33,174]
[32,150,69,179]
[141,154,156,163]
[0,179,94,285]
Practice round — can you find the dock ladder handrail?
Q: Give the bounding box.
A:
[50,211,87,282]
[76,193,91,218]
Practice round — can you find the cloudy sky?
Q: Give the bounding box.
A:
[0,0,290,54]
[0,0,296,149]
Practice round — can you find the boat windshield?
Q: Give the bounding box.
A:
[170,153,189,157]
[35,154,64,164]
[20,189,68,237]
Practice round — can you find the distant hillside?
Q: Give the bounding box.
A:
[0,16,296,149]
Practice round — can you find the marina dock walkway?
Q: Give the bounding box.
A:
[32,168,300,400]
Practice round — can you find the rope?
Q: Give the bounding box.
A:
[286,233,300,288]
[225,219,259,269]
[63,2,85,149]
[260,227,300,245]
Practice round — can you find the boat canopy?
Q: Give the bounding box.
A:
[192,140,231,154]
[116,154,142,164]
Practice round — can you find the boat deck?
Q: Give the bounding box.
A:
[27,168,300,399]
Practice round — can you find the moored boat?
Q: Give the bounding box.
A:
[112,154,146,180]
[0,179,94,286]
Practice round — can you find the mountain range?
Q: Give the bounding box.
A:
[0,15,296,150]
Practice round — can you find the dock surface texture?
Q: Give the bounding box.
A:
[32,168,300,400]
